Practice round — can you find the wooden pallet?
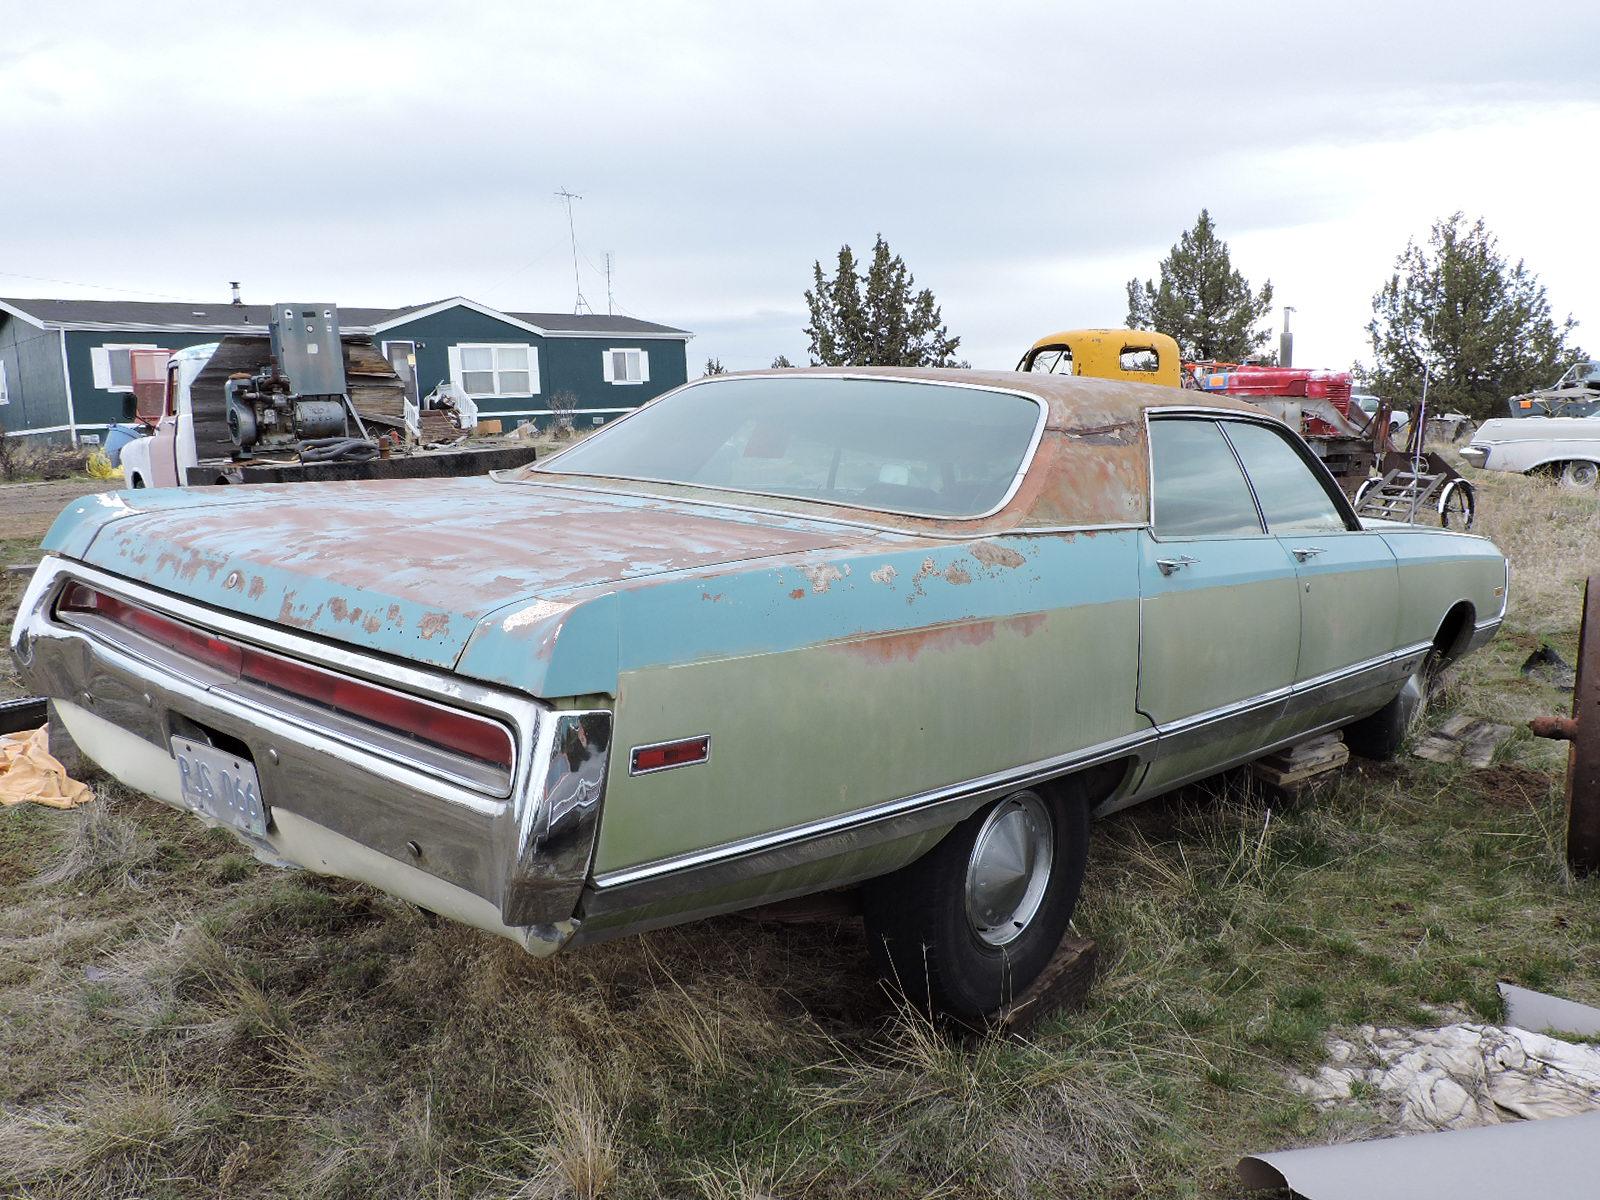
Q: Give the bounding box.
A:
[1251,733,1350,790]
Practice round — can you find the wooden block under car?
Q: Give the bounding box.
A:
[1251,733,1350,789]
[989,934,1098,1036]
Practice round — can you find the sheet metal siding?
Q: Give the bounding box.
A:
[63,329,224,431]
[376,305,687,427]
[0,314,68,434]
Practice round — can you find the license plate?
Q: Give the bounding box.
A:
[172,735,268,838]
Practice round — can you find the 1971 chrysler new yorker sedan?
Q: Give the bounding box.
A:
[10,368,1508,1017]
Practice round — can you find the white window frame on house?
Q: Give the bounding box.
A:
[446,343,540,399]
[602,347,649,385]
[89,343,159,393]
[0,359,9,406]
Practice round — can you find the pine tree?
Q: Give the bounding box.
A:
[804,235,964,367]
[1363,213,1583,420]
[702,357,727,376]
[770,354,794,368]
[1126,209,1274,361]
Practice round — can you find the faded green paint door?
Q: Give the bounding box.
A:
[1219,418,1400,727]
[1136,417,1301,793]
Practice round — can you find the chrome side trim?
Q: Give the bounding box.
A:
[588,641,1433,918]
[1468,616,1504,652]
[588,726,1157,903]
[1156,685,1292,739]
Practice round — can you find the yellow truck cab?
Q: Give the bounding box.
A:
[1017,328,1182,389]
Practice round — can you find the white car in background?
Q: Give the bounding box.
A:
[1462,414,1600,489]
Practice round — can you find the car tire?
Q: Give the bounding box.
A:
[1344,647,1441,761]
[861,780,1090,1021]
[1558,460,1599,491]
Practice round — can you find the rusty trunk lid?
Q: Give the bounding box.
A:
[55,476,886,675]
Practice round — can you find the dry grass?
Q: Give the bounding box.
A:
[0,434,93,483]
[2,463,1599,1197]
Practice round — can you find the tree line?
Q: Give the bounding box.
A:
[784,215,1584,421]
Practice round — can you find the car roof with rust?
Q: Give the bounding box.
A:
[522,366,1269,534]
[734,365,1262,424]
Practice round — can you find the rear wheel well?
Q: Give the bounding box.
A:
[1047,756,1136,815]
[1434,601,1475,668]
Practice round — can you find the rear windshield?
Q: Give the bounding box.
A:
[537,376,1043,518]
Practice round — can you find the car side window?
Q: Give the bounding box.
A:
[1148,418,1264,538]
[1221,420,1351,534]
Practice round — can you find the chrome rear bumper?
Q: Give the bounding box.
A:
[8,557,609,954]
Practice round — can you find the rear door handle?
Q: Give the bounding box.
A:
[1155,555,1200,576]
[1292,546,1327,562]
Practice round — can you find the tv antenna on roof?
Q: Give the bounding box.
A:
[555,187,593,315]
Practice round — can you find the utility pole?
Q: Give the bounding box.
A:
[555,187,592,314]
[604,252,614,315]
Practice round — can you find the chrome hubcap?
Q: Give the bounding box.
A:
[964,792,1054,947]
[1566,462,1598,489]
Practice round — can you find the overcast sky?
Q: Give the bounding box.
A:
[3,1,1597,375]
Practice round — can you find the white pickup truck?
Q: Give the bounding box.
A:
[119,345,220,489]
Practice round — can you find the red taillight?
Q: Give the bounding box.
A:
[60,581,244,675]
[238,647,512,769]
[55,581,513,771]
[630,736,710,775]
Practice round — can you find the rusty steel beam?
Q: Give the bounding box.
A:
[1532,574,1600,876]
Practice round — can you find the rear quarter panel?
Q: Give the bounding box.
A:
[1378,528,1508,649]
[592,530,1146,875]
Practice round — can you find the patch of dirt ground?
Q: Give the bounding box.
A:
[0,478,114,541]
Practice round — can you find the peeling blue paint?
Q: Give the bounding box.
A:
[48,476,1142,700]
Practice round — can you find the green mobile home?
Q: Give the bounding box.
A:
[0,295,691,443]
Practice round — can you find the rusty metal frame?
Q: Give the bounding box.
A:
[1532,573,1600,876]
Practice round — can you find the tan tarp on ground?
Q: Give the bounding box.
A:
[0,727,93,809]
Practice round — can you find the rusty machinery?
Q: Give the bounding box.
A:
[223,303,376,462]
[1530,575,1600,877]
[1190,364,1475,530]
[1350,397,1476,530]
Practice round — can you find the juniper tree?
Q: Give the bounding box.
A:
[804,235,964,367]
[1362,213,1583,419]
[1126,209,1274,361]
